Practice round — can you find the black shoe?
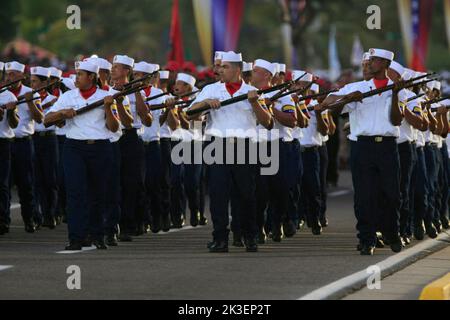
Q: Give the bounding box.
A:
[207,240,215,249]
[441,217,450,230]
[245,239,258,252]
[390,237,403,253]
[65,241,82,251]
[172,217,185,229]
[297,220,305,230]
[434,221,442,234]
[161,215,171,232]
[92,239,107,250]
[209,240,228,253]
[232,233,244,247]
[42,217,57,229]
[190,212,200,227]
[283,221,296,238]
[425,223,438,239]
[144,224,151,233]
[119,233,133,242]
[24,222,36,233]
[105,235,118,246]
[414,222,425,240]
[257,229,266,244]
[82,238,92,247]
[199,215,208,226]
[320,217,329,228]
[311,221,322,235]
[62,215,67,224]
[402,235,411,246]
[272,227,282,242]
[0,224,9,235]
[375,237,385,248]
[55,216,62,225]
[360,245,375,256]
[135,224,145,236]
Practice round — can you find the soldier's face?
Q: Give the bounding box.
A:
[173,81,190,95]
[111,63,129,81]
[30,75,47,90]
[75,70,94,89]
[213,59,223,81]
[220,62,239,82]
[251,66,270,87]
[362,61,373,80]
[369,57,388,74]
[6,71,23,88]
[133,71,151,86]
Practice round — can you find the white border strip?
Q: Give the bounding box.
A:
[56,246,97,254]
[0,265,13,272]
[298,233,450,300]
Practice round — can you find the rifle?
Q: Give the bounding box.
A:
[123,72,157,90]
[16,80,61,102]
[0,77,27,94]
[422,96,449,108]
[0,95,41,110]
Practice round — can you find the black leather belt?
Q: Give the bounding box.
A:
[357,136,396,143]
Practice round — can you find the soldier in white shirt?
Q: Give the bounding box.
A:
[30,66,59,229]
[321,48,405,255]
[45,60,119,250]
[0,90,19,235]
[6,61,43,233]
[189,51,272,252]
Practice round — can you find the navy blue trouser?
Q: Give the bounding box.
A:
[160,138,172,220]
[412,146,430,224]
[33,134,59,220]
[183,141,203,219]
[406,143,418,236]
[208,137,258,242]
[56,135,66,218]
[0,139,11,226]
[288,139,303,225]
[318,144,329,221]
[170,140,185,223]
[10,137,37,224]
[353,138,401,246]
[63,139,112,242]
[424,144,439,225]
[349,140,361,228]
[144,141,163,228]
[119,130,146,233]
[398,141,415,236]
[299,146,322,226]
[439,142,449,222]
[105,141,121,236]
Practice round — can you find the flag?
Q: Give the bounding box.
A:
[350,35,364,67]
[328,25,341,81]
[168,0,184,65]
[411,0,434,71]
[445,0,450,51]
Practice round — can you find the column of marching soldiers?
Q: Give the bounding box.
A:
[0,48,448,255]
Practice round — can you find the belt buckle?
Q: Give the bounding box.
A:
[87,140,95,145]
[375,136,383,143]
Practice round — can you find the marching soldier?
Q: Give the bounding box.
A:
[6,61,43,233]
[45,60,119,250]
[0,88,19,235]
[30,66,59,229]
[189,51,272,252]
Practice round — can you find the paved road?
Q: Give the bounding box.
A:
[0,171,446,300]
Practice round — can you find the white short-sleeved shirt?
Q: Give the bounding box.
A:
[336,82,364,141]
[0,91,17,138]
[300,100,326,147]
[269,93,296,142]
[12,85,41,138]
[50,88,114,140]
[321,110,330,144]
[141,87,165,142]
[188,81,261,139]
[35,94,57,132]
[339,79,399,139]
[108,87,131,143]
[397,89,421,144]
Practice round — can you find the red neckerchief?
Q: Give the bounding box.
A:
[80,86,97,100]
[225,81,243,96]
[144,86,152,97]
[9,85,22,97]
[305,98,312,106]
[182,95,190,101]
[102,85,110,91]
[373,78,389,89]
[39,90,48,101]
[52,88,60,97]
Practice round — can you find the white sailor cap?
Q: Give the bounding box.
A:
[30,66,50,78]
[272,63,281,75]
[389,61,405,77]
[214,51,226,61]
[279,63,287,73]
[49,67,63,79]
[221,51,242,63]
[362,52,370,62]
[433,81,441,91]
[150,64,160,72]
[159,70,170,80]
[254,59,276,76]
[76,60,99,74]
[368,48,395,61]
[5,61,25,73]
[242,62,253,73]
[176,72,196,87]
[134,62,157,74]
[414,71,428,85]
[113,55,134,68]
[0,62,4,70]
[62,77,76,90]
[310,83,320,93]
[402,69,414,81]
[292,70,313,82]
[89,57,112,72]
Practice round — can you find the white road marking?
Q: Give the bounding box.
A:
[55,246,97,254]
[0,265,13,272]
[328,190,351,197]
[298,233,450,300]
